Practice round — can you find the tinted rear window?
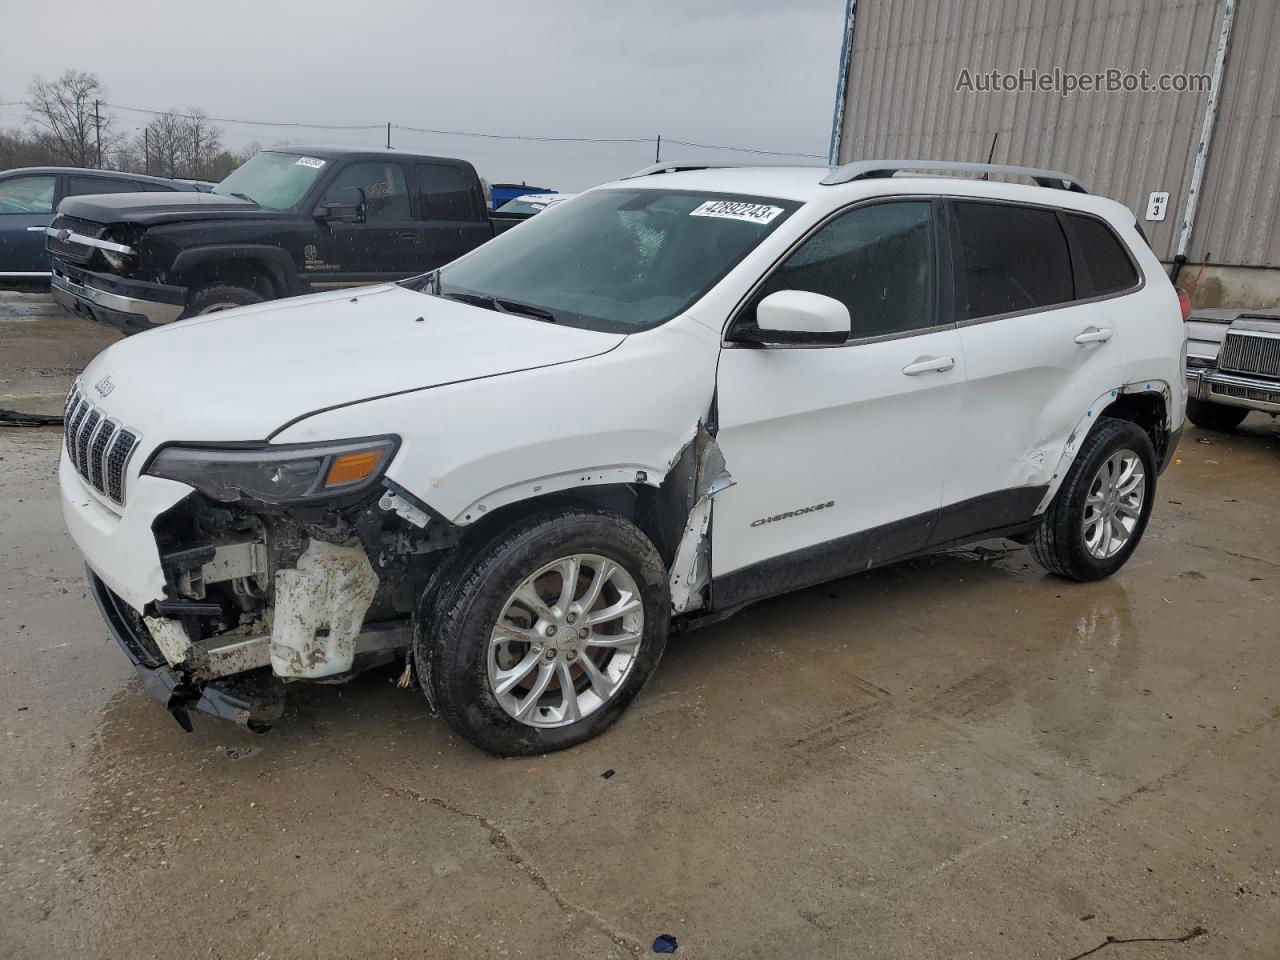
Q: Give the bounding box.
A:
[1066,213,1139,295]
[953,201,1073,320]
[419,164,477,221]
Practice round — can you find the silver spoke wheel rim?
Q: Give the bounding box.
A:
[488,553,644,728]
[1082,449,1145,560]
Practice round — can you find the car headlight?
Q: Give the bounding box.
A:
[146,437,398,504]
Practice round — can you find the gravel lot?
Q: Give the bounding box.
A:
[1,289,1277,959]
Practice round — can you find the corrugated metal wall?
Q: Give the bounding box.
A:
[1192,1,1280,266]
[835,0,1279,267]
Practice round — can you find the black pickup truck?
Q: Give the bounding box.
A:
[47,146,523,332]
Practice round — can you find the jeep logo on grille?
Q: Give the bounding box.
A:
[93,375,115,398]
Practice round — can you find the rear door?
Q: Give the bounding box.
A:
[414,162,493,272]
[939,199,1132,538]
[0,173,58,275]
[309,159,419,283]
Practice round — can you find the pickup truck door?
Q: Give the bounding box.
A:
[710,200,964,604]
[0,172,59,276]
[309,160,421,284]
[412,162,494,272]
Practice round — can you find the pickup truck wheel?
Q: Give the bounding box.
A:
[1185,398,1249,432]
[184,283,265,318]
[1029,417,1156,582]
[417,508,669,756]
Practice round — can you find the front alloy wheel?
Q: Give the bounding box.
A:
[489,554,644,727]
[417,508,669,755]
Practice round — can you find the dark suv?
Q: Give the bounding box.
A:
[0,167,206,282]
[47,147,498,332]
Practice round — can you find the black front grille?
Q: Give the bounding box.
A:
[63,381,141,506]
[47,215,107,265]
[1219,331,1280,379]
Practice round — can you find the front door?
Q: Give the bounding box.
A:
[308,160,420,285]
[0,173,58,276]
[712,199,964,603]
[939,200,1131,533]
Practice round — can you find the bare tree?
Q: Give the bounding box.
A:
[182,108,224,179]
[139,110,187,179]
[26,70,116,167]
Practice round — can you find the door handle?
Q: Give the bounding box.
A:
[902,355,956,376]
[1074,326,1114,344]
[396,231,421,243]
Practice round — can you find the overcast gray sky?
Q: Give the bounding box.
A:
[0,0,845,189]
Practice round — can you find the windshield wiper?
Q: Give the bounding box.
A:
[438,290,557,323]
[225,191,257,204]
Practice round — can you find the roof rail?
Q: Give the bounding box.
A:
[821,159,1088,193]
[623,162,739,179]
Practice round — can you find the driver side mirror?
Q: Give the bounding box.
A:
[314,186,367,224]
[738,290,850,346]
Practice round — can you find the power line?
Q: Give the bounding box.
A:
[3,98,826,160]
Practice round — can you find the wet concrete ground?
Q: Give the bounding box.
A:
[1,290,1277,959]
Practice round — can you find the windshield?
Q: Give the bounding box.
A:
[211,151,328,210]
[429,189,798,332]
[495,198,548,215]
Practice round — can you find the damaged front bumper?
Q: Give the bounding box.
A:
[88,567,285,731]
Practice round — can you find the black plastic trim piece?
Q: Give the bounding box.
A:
[710,485,1049,613]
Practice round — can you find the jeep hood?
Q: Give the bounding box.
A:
[79,284,624,443]
[57,190,270,226]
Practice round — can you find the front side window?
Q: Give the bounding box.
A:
[749,200,936,340]
[326,162,411,220]
[212,151,329,210]
[430,189,798,333]
[953,201,1073,319]
[1065,213,1139,295]
[0,175,56,214]
[419,164,478,221]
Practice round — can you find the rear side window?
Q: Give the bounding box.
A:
[67,176,150,196]
[1065,213,1140,295]
[418,164,478,221]
[952,201,1073,320]
[753,200,936,340]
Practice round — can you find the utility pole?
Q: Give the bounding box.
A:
[655,134,661,163]
[386,122,392,149]
[94,99,102,168]
[144,127,149,176]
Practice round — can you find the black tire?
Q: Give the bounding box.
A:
[1185,398,1249,432]
[416,507,670,756]
[1030,417,1157,582]
[183,283,264,318]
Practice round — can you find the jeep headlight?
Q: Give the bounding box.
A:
[147,437,398,504]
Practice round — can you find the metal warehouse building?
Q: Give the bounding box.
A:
[829,0,1280,307]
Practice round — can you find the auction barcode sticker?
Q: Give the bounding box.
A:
[689,200,784,224]
[295,157,326,168]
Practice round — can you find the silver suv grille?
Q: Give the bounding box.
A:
[1219,331,1280,379]
[63,382,141,505]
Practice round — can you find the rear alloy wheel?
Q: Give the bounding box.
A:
[1185,398,1249,432]
[183,282,264,318]
[1030,417,1157,581]
[418,508,669,755]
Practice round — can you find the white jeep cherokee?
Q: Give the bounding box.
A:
[60,159,1186,754]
